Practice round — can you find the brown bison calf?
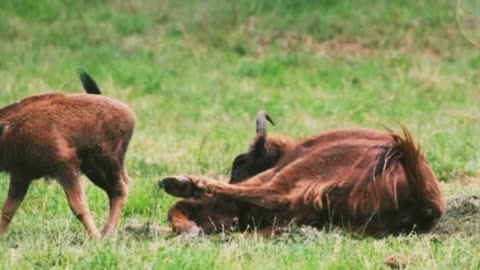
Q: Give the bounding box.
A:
[0,72,135,239]
[161,112,445,236]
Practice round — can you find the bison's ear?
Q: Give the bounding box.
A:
[252,110,274,155]
[0,121,9,136]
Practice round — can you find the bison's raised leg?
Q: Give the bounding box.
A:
[0,174,31,234]
[162,175,290,209]
[58,168,101,240]
[232,169,276,187]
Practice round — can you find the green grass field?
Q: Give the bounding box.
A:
[0,0,479,269]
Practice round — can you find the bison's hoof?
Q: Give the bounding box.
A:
[160,176,197,198]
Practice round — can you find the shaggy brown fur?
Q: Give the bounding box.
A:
[161,112,444,236]
[0,73,135,239]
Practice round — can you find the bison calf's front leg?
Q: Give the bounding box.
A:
[0,175,32,234]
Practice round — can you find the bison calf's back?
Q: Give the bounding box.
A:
[0,92,135,239]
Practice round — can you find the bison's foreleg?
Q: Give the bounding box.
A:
[0,174,32,234]
[162,175,290,209]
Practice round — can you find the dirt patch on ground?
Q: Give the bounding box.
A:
[432,194,480,236]
[125,220,172,238]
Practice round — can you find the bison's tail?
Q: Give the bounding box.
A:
[79,70,101,95]
[349,126,445,223]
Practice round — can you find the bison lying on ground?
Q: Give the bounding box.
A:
[161,112,445,236]
[0,72,135,239]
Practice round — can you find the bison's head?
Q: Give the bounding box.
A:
[230,111,294,183]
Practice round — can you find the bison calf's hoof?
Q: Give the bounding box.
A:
[161,176,200,198]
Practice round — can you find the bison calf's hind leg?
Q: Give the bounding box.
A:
[58,168,101,240]
[81,149,130,237]
[100,169,129,237]
[0,175,32,234]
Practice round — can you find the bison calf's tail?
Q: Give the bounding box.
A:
[349,126,445,234]
[79,70,102,95]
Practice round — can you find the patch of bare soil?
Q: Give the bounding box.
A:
[125,220,171,238]
[432,195,480,236]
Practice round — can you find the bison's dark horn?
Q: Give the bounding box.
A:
[256,110,275,135]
